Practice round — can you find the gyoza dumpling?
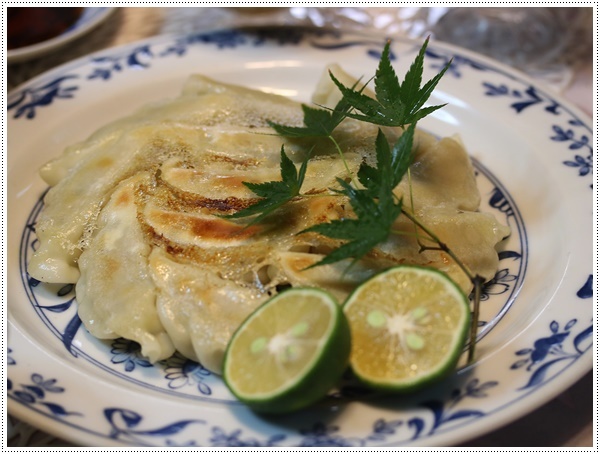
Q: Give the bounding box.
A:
[76,173,175,362]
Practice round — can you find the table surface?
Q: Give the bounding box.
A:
[6,6,594,448]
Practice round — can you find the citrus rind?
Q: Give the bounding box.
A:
[223,287,351,413]
[343,265,470,393]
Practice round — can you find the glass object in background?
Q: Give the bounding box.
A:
[431,7,592,89]
[288,7,591,91]
[159,6,449,35]
[287,6,449,36]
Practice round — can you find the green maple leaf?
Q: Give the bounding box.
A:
[357,123,415,197]
[225,146,308,225]
[268,97,353,138]
[269,96,357,180]
[330,37,451,127]
[303,126,410,267]
[302,178,403,268]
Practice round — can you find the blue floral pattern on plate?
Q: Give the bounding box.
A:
[7,27,592,447]
[8,371,82,419]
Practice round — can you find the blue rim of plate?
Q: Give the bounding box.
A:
[7,26,593,447]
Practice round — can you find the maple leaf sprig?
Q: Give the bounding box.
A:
[302,179,403,268]
[358,125,415,198]
[303,125,415,268]
[330,38,451,126]
[225,146,309,226]
[299,35,452,267]
[330,37,451,127]
[222,101,344,224]
[268,97,352,139]
[228,88,356,225]
[269,96,355,179]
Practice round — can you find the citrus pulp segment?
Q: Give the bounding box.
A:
[223,287,351,413]
[343,265,470,392]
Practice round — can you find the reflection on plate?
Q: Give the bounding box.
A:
[6,7,115,64]
[7,27,593,447]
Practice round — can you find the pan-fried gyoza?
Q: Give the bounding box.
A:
[28,67,510,374]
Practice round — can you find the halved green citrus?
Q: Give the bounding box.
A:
[223,287,351,413]
[343,265,470,392]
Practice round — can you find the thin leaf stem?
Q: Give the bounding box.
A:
[468,275,484,364]
[389,228,436,243]
[400,208,476,282]
[327,134,355,183]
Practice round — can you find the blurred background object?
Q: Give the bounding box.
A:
[7,7,84,50]
[6,7,115,65]
[7,6,592,95]
[431,7,593,89]
[287,6,592,90]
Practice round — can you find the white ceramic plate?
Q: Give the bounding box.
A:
[7,7,115,64]
[7,28,593,447]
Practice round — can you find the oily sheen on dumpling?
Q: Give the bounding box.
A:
[76,173,175,362]
[28,71,509,373]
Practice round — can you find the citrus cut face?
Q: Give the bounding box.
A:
[223,288,350,413]
[343,265,470,391]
